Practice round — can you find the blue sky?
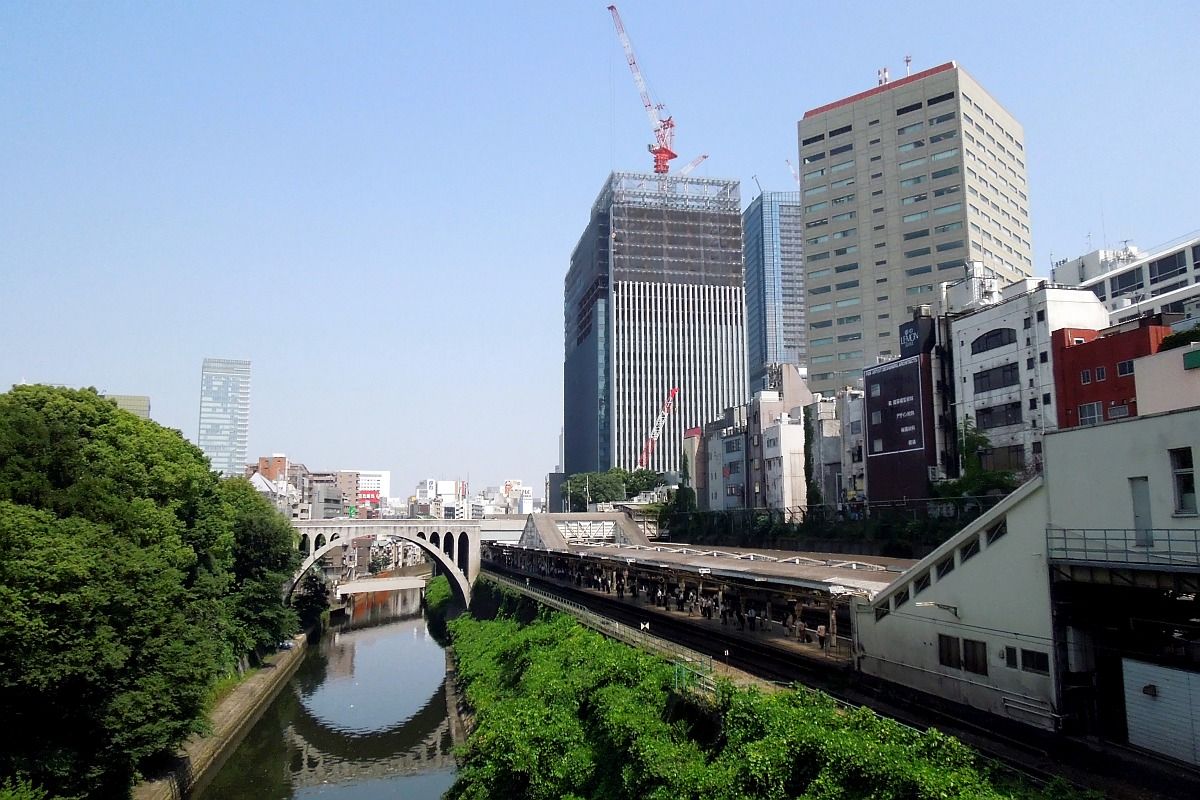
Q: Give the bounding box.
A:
[2,1,1197,496]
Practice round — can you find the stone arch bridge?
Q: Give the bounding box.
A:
[292,519,481,604]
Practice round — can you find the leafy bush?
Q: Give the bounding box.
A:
[448,608,1086,800]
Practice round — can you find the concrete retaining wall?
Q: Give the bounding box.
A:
[133,635,309,800]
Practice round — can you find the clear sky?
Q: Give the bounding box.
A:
[2,1,1197,497]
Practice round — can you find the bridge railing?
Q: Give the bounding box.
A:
[482,571,715,692]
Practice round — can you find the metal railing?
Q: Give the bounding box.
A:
[1047,527,1200,570]
[482,571,716,691]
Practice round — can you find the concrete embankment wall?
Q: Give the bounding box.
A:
[132,635,309,800]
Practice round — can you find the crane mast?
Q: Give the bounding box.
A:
[608,4,677,174]
[638,387,679,469]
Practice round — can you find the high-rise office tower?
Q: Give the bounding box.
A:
[744,191,805,389]
[197,358,251,476]
[563,172,747,475]
[103,394,151,419]
[798,62,1033,394]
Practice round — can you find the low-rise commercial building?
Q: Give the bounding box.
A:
[1051,233,1200,324]
[1051,316,1173,428]
[856,403,1200,763]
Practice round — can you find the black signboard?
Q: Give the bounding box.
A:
[864,356,925,456]
[898,316,935,358]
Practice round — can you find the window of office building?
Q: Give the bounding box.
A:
[973,363,1019,392]
[1117,359,1134,376]
[938,634,962,669]
[971,327,1016,354]
[976,401,1022,430]
[1021,649,1050,675]
[1078,401,1102,426]
[1080,369,1091,385]
[1149,250,1187,284]
[1171,447,1197,514]
[963,639,988,675]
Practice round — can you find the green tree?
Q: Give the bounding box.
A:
[936,416,1018,497]
[0,385,297,797]
[562,468,666,510]
[219,478,300,655]
[625,468,663,498]
[291,571,330,630]
[1159,324,1200,352]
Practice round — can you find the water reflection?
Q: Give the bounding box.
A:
[195,588,457,800]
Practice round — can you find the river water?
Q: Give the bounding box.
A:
[195,588,457,800]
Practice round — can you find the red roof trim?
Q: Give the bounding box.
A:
[803,62,956,120]
[684,427,702,438]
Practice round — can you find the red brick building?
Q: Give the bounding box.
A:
[1051,317,1172,428]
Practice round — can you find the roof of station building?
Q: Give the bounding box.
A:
[496,539,916,599]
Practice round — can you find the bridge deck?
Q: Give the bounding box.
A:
[336,576,426,596]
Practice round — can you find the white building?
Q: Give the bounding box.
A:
[949,280,1110,471]
[763,412,807,511]
[1134,343,1200,416]
[1050,233,1200,324]
[855,403,1200,762]
[349,469,391,503]
[838,389,866,502]
[805,394,843,505]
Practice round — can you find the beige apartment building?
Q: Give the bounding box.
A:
[798,62,1034,393]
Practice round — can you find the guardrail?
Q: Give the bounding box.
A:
[482,571,716,692]
[1047,527,1200,570]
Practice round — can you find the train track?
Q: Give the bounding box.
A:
[483,565,1198,800]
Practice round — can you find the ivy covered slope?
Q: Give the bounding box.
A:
[448,610,1072,800]
[0,386,300,799]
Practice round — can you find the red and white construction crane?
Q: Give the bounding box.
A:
[608,4,679,175]
[785,159,801,189]
[678,153,708,176]
[637,387,679,469]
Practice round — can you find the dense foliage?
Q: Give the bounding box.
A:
[448,608,1078,800]
[562,468,664,511]
[0,386,300,798]
[1159,323,1200,352]
[424,574,453,617]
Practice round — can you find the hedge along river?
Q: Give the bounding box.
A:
[194,587,459,800]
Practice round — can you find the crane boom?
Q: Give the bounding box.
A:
[638,387,679,468]
[786,159,801,189]
[608,4,677,174]
[678,153,708,176]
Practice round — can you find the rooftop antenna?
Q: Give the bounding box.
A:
[752,174,763,194]
[904,55,912,76]
[877,66,890,86]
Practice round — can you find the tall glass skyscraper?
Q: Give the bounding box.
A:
[197,358,251,476]
[743,191,805,389]
[563,172,747,475]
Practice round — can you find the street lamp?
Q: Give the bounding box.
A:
[915,601,959,617]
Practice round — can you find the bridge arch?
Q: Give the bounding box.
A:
[289,522,480,606]
[457,532,470,574]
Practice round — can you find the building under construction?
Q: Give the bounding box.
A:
[564,172,747,476]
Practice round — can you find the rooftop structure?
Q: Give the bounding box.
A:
[1050,231,1200,324]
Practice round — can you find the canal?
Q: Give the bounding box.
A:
[195,587,458,800]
